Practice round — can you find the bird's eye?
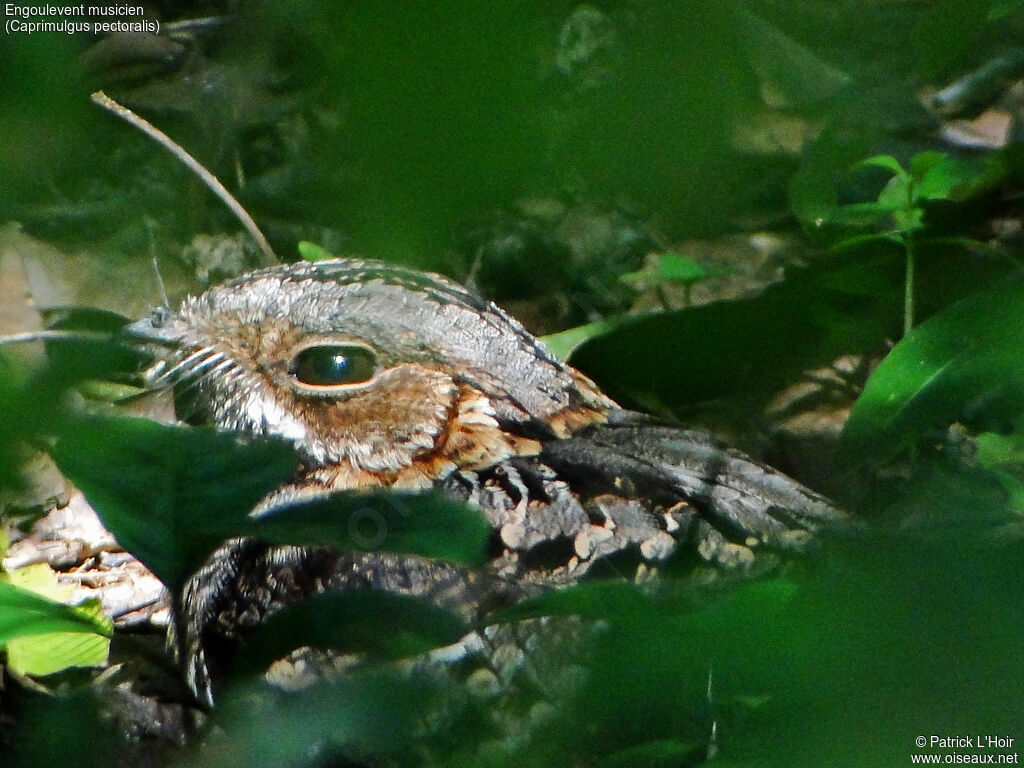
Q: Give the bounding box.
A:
[288,345,378,387]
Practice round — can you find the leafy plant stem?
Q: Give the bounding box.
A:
[904,237,916,337]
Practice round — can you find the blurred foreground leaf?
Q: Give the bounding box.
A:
[49,415,490,594]
[49,415,300,591]
[199,673,437,768]
[232,590,469,682]
[5,687,120,768]
[251,490,490,567]
[523,533,1024,768]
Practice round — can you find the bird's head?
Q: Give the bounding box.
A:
[128,259,613,491]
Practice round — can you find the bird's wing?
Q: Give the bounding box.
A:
[450,410,849,580]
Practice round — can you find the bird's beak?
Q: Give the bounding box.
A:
[121,308,188,346]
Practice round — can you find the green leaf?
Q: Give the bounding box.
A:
[831,152,1002,242]
[975,431,1024,514]
[976,431,1024,467]
[916,154,997,202]
[825,202,906,229]
[49,414,487,595]
[876,174,914,214]
[250,490,490,566]
[41,306,132,335]
[6,598,111,676]
[837,279,1024,469]
[891,205,924,234]
[0,581,110,648]
[908,150,947,182]
[852,154,907,178]
[540,318,619,361]
[620,252,710,286]
[830,232,906,253]
[232,590,469,681]
[49,415,300,591]
[1,563,112,675]
[39,309,143,393]
[298,241,335,262]
[657,253,710,283]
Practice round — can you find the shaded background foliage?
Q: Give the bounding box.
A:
[3,0,1024,766]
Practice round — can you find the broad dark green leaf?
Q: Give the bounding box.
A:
[249,490,491,566]
[570,253,903,410]
[0,335,136,489]
[572,239,1012,414]
[717,534,1024,767]
[232,590,469,681]
[39,306,144,393]
[49,415,300,590]
[0,581,110,646]
[41,306,133,335]
[837,279,1024,469]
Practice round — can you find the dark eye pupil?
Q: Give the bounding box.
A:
[290,345,377,386]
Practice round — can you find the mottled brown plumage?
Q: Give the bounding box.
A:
[128,257,846,703]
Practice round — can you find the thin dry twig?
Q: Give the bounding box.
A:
[90,90,277,267]
[0,330,113,346]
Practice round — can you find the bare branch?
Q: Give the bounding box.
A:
[90,90,277,267]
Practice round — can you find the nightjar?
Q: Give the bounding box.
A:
[127,257,847,704]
